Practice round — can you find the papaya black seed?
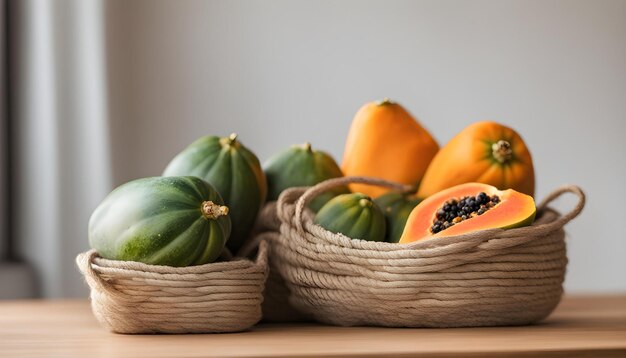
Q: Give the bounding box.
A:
[429,192,504,234]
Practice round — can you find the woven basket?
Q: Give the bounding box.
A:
[267,177,585,327]
[76,239,269,334]
[251,202,312,322]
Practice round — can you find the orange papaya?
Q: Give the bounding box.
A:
[341,99,439,198]
[417,121,535,198]
[400,182,536,243]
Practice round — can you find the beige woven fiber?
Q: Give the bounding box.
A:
[269,176,585,327]
[253,200,314,322]
[76,239,269,334]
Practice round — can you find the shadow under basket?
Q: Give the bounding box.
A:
[76,240,269,334]
[266,177,585,328]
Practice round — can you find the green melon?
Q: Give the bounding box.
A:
[264,143,349,211]
[163,134,266,252]
[314,193,386,242]
[374,192,421,243]
[89,176,231,266]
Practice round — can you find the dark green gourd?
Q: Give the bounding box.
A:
[88,176,231,266]
[314,193,386,242]
[264,143,349,211]
[163,134,266,252]
[374,192,421,243]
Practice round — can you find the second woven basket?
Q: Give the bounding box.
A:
[77,239,269,334]
[267,177,585,327]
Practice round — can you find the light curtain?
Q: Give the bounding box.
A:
[10,0,111,297]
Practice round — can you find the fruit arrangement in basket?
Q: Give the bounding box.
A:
[88,98,541,262]
[80,98,585,332]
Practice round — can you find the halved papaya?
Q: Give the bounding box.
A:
[399,183,535,243]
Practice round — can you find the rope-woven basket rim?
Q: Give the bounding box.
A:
[77,239,269,281]
[276,176,585,253]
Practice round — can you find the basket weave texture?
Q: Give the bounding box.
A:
[76,240,269,334]
[253,203,312,322]
[266,177,585,327]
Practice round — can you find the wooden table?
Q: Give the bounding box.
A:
[1,296,625,357]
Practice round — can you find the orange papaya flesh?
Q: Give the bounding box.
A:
[399,183,536,243]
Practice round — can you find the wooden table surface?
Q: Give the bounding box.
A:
[1,295,625,357]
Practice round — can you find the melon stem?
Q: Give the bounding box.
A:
[221,133,240,149]
[302,142,313,153]
[201,201,229,219]
[492,140,513,163]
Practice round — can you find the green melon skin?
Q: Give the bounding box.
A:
[163,134,266,253]
[314,193,386,242]
[264,143,349,212]
[374,192,421,243]
[88,176,231,267]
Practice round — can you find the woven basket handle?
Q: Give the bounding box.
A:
[533,184,586,232]
[237,232,270,260]
[251,239,269,269]
[294,176,413,233]
[76,250,139,302]
[462,184,586,240]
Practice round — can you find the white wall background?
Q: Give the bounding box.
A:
[11,0,625,297]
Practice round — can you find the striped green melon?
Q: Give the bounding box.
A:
[314,193,386,242]
[264,143,349,211]
[163,134,266,252]
[88,176,231,266]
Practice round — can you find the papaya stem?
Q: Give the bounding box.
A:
[492,140,513,163]
[201,201,229,219]
[376,98,394,106]
[302,142,313,153]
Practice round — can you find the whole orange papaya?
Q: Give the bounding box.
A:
[417,121,535,198]
[341,99,439,198]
